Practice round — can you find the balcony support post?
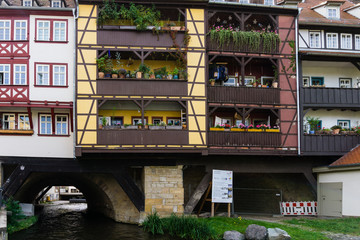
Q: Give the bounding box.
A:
[51,108,55,135]
[351,61,360,71]
[27,107,33,130]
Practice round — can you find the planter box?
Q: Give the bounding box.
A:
[166,125,182,130]
[121,125,138,129]
[103,126,122,130]
[247,129,263,132]
[210,128,225,131]
[149,126,166,130]
[266,129,280,132]
[0,129,33,135]
[230,128,246,132]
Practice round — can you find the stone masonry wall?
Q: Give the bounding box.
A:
[144,165,184,216]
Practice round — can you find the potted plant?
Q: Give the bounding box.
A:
[118,69,126,79]
[111,69,118,78]
[104,56,113,78]
[166,122,182,130]
[154,69,162,79]
[210,124,225,131]
[272,81,278,88]
[149,122,166,130]
[331,125,342,135]
[101,117,107,129]
[96,56,106,78]
[306,117,320,134]
[209,79,215,86]
[122,124,138,129]
[179,68,187,80]
[149,71,155,79]
[131,71,136,78]
[173,68,179,79]
[160,67,168,79]
[137,122,144,129]
[138,63,151,79]
[125,70,131,78]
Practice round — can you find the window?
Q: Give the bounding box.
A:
[37,21,50,41]
[55,115,68,135]
[327,8,338,19]
[40,114,52,135]
[152,118,162,125]
[326,33,338,48]
[239,0,249,3]
[53,21,66,41]
[53,65,66,86]
[0,64,10,85]
[311,77,324,86]
[36,65,50,85]
[355,35,360,50]
[14,20,27,40]
[264,0,273,5]
[23,0,32,6]
[0,20,10,40]
[339,78,351,88]
[309,32,320,48]
[341,34,352,49]
[338,120,350,129]
[14,64,26,85]
[2,114,15,130]
[18,114,30,130]
[52,0,61,7]
[111,117,123,126]
[167,118,181,126]
[303,77,310,87]
[132,118,147,125]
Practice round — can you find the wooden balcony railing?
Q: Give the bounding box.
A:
[210,0,276,5]
[0,86,29,102]
[208,131,281,147]
[97,78,188,96]
[207,35,279,54]
[302,87,360,107]
[98,129,188,145]
[302,135,360,155]
[208,86,280,104]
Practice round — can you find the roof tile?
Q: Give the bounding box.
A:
[330,145,360,167]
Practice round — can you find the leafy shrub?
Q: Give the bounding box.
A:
[142,211,164,235]
[4,198,26,226]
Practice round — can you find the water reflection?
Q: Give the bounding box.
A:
[11,202,170,240]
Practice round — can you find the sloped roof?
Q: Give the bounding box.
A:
[298,0,360,26]
[330,145,360,167]
[6,0,75,7]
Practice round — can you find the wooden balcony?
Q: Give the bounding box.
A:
[97,129,189,145]
[208,131,281,147]
[97,78,188,96]
[0,86,29,102]
[302,87,360,108]
[208,86,280,104]
[207,36,279,54]
[302,135,360,155]
[97,28,186,48]
[210,0,276,5]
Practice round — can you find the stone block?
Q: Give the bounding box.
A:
[145,198,163,213]
[245,224,267,240]
[268,228,291,240]
[223,230,245,240]
[20,203,34,217]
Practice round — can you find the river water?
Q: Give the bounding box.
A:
[11,202,169,240]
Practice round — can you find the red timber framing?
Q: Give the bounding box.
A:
[206,10,298,155]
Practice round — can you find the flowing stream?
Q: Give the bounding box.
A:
[10,202,169,240]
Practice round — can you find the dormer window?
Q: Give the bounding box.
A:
[327,7,339,19]
[52,0,61,7]
[23,0,32,6]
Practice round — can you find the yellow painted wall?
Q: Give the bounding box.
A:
[99,110,181,125]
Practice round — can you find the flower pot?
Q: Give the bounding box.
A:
[162,75,167,79]
[210,81,215,86]
[156,74,162,79]
[210,127,224,131]
[105,73,111,78]
[262,85,267,88]
[230,128,245,132]
[144,73,150,79]
[182,124,187,130]
[171,26,181,31]
[252,83,257,87]
[332,129,340,134]
[224,128,230,131]
[136,72,142,79]
[181,26,186,31]
[266,129,280,132]
[247,129,263,132]
[98,72,105,78]
[150,74,155,79]
[112,74,118,78]
[122,125,138,129]
[309,130,315,134]
[167,74,173,80]
[119,74,125,79]
[272,82,278,88]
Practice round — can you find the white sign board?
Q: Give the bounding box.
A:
[211,169,233,203]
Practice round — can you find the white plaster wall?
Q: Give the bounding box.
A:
[318,171,360,216]
[29,15,75,102]
[346,8,360,19]
[0,108,74,158]
[313,6,328,18]
[305,109,360,129]
[299,29,325,49]
[302,61,360,88]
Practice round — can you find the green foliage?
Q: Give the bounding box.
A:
[98,0,119,26]
[120,3,160,31]
[287,40,296,73]
[4,198,26,226]
[331,125,342,130]
[142,212,164,235]
[138,63,151,74]
[96,56,106,72]
[306,117,320,131]
[8,216,37,235]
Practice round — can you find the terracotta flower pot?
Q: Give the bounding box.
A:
[112,74,118,78]
[98,72,105,78]
[332,129,340,134]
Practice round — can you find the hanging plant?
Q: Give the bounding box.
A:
[98,0,119,26]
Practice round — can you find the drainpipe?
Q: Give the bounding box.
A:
[296,8,301,156]
[72,2,79,159]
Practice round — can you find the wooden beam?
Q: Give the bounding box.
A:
[112,169,145,212]
[270,109,279,118]
[97,50,107,58]
[51,108,55,135]
[303,171,317,198]
[98,100,108,108]
[177,100,187,109]
[351,62,360,71]
[208,106,219,116]
[27,107,33,130]
[184,173,211,214]
[209,55,218,63]
[2,164,31,199]
[35,186,52,203]
[70,108,74,133]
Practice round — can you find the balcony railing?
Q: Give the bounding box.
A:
[302,87,360,107]
[97,78,188,96]
[208,86,280,104]
[210,0,276,5]
[207,35,279,54]
[98,129,188,145]
[302,135,360,155]
[0,86,29,102]
[97,28,186,47]
[208,131,281,147]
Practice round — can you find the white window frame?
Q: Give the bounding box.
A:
[309,31,321,48]
[132,118,147,125]
[36,64,50,85]
[23,0,32,6]
[327,7,338,19]
[339,78,351,88]
[264,0,273,5]
[0,64,10,85]
[326,33,338,49]
[0,20,11,41]
[37,20,50,41]
[39,114,52,135]
[167,118,181,126]
[53,65,66,86]
[2,114,15,130]
[52,0,61,7]
[338,120,350,129]
[239,0,249,3]
[14,64,27,85]
[14,20,27,40]
[53,21,66,41]
[341,33,352,49]
[55,115,68,135]
[303,77,310,87]
[18,114,30,130]
[355,35,360,50]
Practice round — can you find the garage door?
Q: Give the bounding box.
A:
[319,182,342,217]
